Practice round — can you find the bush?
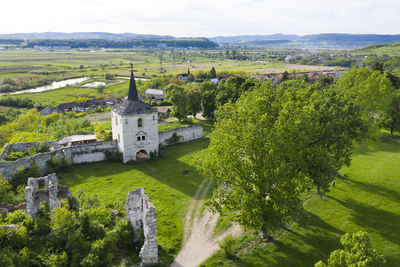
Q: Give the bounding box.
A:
[5,152,26,161]
[315,231,386,266]
[10,163,40,190]
[0,84,13,92]
[104,150,122,162]
[104,73,114,80]
[37,143,50,153]
[149,150,158,160]
[2,77,16,86]
[219,234,237,259]
[166,133,182,145]
[46,156,72,174]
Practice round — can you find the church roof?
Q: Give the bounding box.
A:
[111,100,156,116]
[128,65,139,101]
[111,64,156,116]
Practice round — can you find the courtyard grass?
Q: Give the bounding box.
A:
[58,138,209,264]
[202,139,400,266]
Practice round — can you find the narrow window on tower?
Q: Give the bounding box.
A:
[126,119,128,124]
[137,136,141,141]
[142,136,146,141]
[138,118,143,127]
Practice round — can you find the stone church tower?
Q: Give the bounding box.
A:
[111,66,159,163]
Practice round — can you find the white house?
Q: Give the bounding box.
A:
[145,89,165,100]
[111,68,159,163]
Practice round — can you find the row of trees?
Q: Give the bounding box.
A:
[24,38,218,49]
[164,76,261,121]
[201,67,395,237]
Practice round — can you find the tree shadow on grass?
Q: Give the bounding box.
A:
[340,175,400,203]
[236,211,344,267]
[61,138,209,199]
[326,195,400,246]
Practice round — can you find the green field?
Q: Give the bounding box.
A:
[58,138,209,263]
[202,139,400,266]
[0,49,338,81]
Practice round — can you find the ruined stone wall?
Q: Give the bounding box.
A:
[66,140,117,164]
[158,124,203,146]
[126,188,158,266]
[0,140,118,179]
[0,141,59,161]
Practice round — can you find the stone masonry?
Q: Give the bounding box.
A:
[126,188,158,266]
[25,173,76,219]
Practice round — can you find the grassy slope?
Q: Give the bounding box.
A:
[202,139,400,266]
[58,138,209,263]
[353,42,400,57]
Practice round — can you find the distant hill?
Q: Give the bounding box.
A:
[0,32,174,40]
[0,32,218,49]
[210,33,400,48]
[209,34,299,43]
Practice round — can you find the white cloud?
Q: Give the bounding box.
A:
[0,0,399,36]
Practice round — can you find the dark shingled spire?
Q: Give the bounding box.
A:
[128,63,139,101]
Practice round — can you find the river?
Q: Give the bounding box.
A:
[1,76,150,96]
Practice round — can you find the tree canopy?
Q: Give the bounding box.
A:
[202,73,375,234]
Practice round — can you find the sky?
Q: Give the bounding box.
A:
[1,0,399,37]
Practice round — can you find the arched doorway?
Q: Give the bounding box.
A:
[136,149,148,161]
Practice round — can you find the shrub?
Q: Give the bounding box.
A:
[2,77,16,86]
[37,143,50,153]
[104,150,122,162]
[149,150,158,160]
[315,231,386,266]
[219,234,237,259]
[46,156,72,174]
[0,84,13,92]
[104,73,114,80]
[10,163,40,190]
[5,151,26,161]
[166,133,182,145]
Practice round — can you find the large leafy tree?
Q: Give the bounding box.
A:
[165,84,188,121]
[380,90,400,136]
[200,81,217,120]
[185,84,202,118]
[202,80,369,235]
[336,67,394,116]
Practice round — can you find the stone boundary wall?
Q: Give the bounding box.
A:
[0,141,59,161]
[0,140,118,179]
[158,124,203,146]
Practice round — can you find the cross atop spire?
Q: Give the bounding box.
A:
[128,64,139,101]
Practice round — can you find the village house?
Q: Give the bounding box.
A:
[145,89,165,100]
[157,107,171,119]
[177,73,189,82]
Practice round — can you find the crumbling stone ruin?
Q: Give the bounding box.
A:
[25,173,77,219]
[126,188,158,266]
[0,202,26,217]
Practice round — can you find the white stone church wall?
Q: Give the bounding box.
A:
[158,125,203,146]
[0,140,118,179]
[118,112,159,163]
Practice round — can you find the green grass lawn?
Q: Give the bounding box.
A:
[58,138,209,264]
[202,139,400,266]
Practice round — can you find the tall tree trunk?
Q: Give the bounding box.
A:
[391,127,394,137]
[316,185,320,195]
[261,231,273,242]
